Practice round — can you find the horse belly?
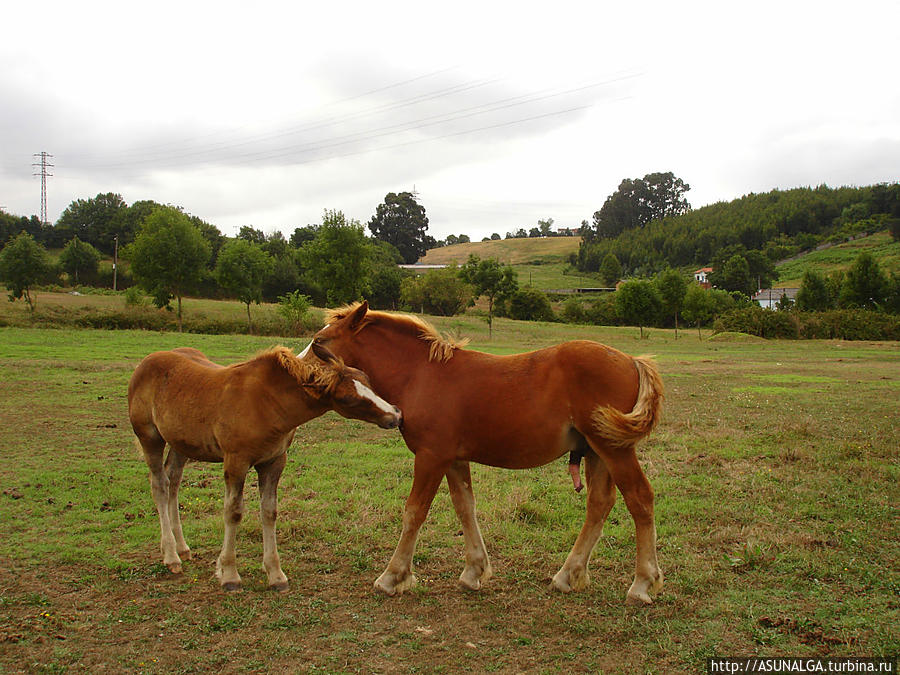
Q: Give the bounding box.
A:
[459,420,572,470]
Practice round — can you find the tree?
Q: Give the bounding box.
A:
[237,226,266,245]
[592,172,690,239]
[599,253,622,286]
[53,193,127,253]
[682,284,715,339]
[402,267,471,316]
[300,210,371,306]
[655,268,688,337]
[368,240,405,310]
[290,225,318,248]
[459,254,518,337]
[796,269,832,311]
[508,287,554,322]
[839,252,887,310]
[0,232,50,312]
[368,192,429,264]
[538,218,554,237]
[215,239,274,332]
[709,254,754,297]
[59,236,102,286]
[615,279,662,338]
[490,233,501,241]
[128,206,211,331]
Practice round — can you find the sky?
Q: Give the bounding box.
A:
[2,1,899,243]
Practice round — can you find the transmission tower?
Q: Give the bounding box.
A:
[32,151,54,225]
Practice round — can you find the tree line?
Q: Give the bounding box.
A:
[577,178,900,284]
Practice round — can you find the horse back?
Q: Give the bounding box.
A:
[399,340,642,468]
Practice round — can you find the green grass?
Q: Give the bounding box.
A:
[0,323,898,673]
[775,230,900,286]
[418,237,580,266]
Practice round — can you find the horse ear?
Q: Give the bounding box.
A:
[347,301,369,330]
[311,340,337,364]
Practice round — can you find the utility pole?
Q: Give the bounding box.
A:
[32,152,54,225]
[113,234,119,291]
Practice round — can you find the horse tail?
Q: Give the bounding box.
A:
[591,355,664,447]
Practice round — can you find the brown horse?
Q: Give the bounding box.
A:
[128,341,401,592]
[312,302,664,604]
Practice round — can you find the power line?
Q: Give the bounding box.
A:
[59,72,638,175]
[32,152,53,225]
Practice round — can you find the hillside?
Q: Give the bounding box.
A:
[417,237,603,290]
[419,236,580,266]
[775,230,900,286]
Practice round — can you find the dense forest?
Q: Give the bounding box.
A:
[577,182,900,277]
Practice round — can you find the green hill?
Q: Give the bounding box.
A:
[775,230,900,286]
[417,237,605,290]
[419,236,580,266]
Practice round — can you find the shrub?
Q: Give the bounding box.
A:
[124,286,147,307]
[560,296,586,324]
[277,291,315,335]
[508,287,555,322]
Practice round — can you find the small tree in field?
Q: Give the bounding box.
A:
[0,232,49,313]
[615,279,661,338]
[59,236,101,285]
[459,254,518,338]
[128,206,210,331]
[682,284,714,339]
[655,267,688,338]
[215,239,273,332]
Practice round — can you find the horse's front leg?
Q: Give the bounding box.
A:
[256,453,288,592]
[164,449,191,561]
[216,456,248,592]
[375,450,448,596]
[445,460,492,591]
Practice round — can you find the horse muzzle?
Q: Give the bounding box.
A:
[379,406,402,430]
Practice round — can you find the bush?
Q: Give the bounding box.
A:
[560,296,586,324]
[714,307,900,340]
[124,286,147,307]
[508,287,555,322]
[277,291,319,335]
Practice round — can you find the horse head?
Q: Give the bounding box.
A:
[306,339,401,430]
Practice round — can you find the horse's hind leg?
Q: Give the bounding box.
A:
[216,456,248,592]
[445,460,492,591]
[136,435,183,574]
[164,449,191,561]
[552,449,616,592]
[256,453,288,592]
[594,442,663,605]
[375,449,448,596]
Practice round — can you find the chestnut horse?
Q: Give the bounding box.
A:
[313,302,664,604]
[128,341,401,592]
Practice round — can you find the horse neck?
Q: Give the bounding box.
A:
[261,357,330,429]
[350,323,427,401]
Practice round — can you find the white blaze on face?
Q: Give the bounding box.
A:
[297,341,312,358]
[353,379,397,415]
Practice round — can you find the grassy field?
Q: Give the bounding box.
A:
[415,237,606,292]
[418,237,580,267]
[0,320,897,673]
[774,231,900,287]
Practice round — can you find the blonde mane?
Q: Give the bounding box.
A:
[256,346,342,393]
[326,303,469,363]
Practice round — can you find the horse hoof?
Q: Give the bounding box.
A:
[166,562,183,575]
[221,582,242,593]
[178,549,192,561]
[550,574,572,593]
[625,591,653,606]
[270,581,289,593]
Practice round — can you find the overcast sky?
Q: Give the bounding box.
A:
[2,1,898,243]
